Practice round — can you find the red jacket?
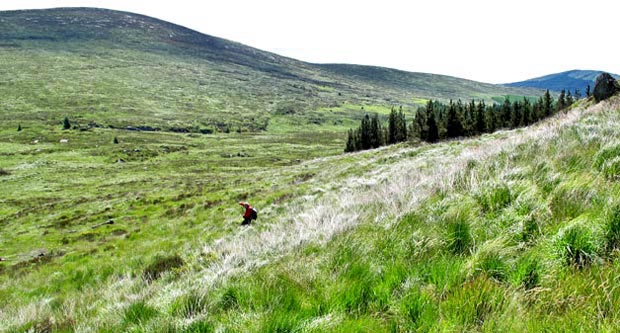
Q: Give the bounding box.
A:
[241,203,253,218]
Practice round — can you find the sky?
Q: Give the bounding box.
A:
[0,0,618,83]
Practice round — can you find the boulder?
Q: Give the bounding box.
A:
[593,72,620,102]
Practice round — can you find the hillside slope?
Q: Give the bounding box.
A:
[2,90,620,330]
[505,69,620,93]
[0,7,542,134]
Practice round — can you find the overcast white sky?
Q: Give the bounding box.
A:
[1,0,618,83]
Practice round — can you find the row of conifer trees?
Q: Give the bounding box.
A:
[345,90,574,152]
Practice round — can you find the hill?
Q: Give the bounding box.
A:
[0,7,542,135]
[1,7,605,332]
[505,69,620,94]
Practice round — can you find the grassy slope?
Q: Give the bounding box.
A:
[0,7,542,136]
[2,92,620,331]
[2,6,605,332]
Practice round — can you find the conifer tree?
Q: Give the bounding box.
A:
[414,105,428,141]
[388,107,397,144]
[501,97,512,128]
[370,114,383,148]
[360,115,371,150]
[474,100,486,134]
[63,117,71,130]
[425,101,438,143]
[586,84,591,97]
[556,89,566,111]
[446,100,463,138]
[543,90,553,117]
[397,107,407,142]
[566,90,574,107]
[522,97,533,125]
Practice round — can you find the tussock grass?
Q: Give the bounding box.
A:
[552,215,603,268]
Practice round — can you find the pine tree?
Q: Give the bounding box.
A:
[543,90,553,117]
[425,101,438,143]
[475,100,486,134]
[446,100,463,138]
[511,100,523,128]
[566,90,574,107]
[586,84,591,97]
[522,97,533,125]
[360,115,371,150]
[397,107,407,142]
[388,107,397,144]
[556,89,566,112]
[17,124,22,132]
[414,105,428,141]
[501,97,512,128]
[370,114,383,148]
[63,117,71,130]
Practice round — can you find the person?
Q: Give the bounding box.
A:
[239,202,253,225]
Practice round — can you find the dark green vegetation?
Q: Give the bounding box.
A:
[506,69,620,93]
[346,90,564,151]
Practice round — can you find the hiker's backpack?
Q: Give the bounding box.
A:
[251,207,258,220]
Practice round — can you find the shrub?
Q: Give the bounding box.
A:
[0,168,10,176]
[63,116,71,130]
[142,254,184,282]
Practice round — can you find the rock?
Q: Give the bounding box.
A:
[60,139,69,143]
[593,72,620,102]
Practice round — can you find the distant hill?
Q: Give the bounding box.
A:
[0,7,543,134]
[505,70,620,94]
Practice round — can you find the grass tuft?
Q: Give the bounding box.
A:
[604,204,620,253]
[553,216,602,268]
[170,291,208,318]
[123,300,159,326]
[445,218,473,256]
[142,254,184,283]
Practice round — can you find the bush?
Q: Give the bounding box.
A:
[0,168,10,176]
[142,254,184,282]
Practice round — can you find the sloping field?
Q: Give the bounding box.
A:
[3,96,620,331]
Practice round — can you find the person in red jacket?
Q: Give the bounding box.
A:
[239,202,253,225]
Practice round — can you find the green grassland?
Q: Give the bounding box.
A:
[2,6,609,333]
[3,91,620,331]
